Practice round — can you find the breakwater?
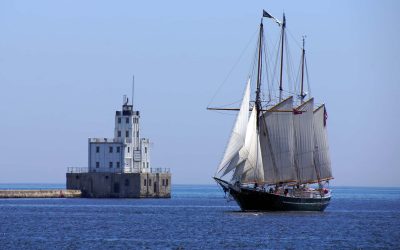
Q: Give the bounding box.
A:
[0,190,81,198]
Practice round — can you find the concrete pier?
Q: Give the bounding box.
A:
[0,190,81,198]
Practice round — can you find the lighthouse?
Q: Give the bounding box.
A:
[67,84,171,198]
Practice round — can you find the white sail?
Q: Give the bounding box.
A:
[215,79,251,176]
[237,106,264,183]
[260,97,297,184]
[227,153,242,181]
[313,105,333,180]
[293,98,318,183]
[240,133,264,183]
[229,106,256,180]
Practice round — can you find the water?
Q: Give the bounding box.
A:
[0,185,399,249]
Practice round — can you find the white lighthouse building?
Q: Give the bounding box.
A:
[67,80,170,198]
[88,96,151,173]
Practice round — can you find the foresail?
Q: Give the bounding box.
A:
[240,133,264,183]
[237,107,264,183]
[313,105,333,180]
[215,79,250,176]
[259,96,297,184]
[293,98,318,183]
[229,106,257,181]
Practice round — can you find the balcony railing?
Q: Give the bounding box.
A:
[88,138,132,143]
[67,167,88,173]
[150,168,171,173]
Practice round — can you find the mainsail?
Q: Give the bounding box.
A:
[260,96,297,184]
[313,105,333,180]
[293,98,318,183]
[215,79,250,177]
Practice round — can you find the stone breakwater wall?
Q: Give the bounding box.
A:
[0,190,81,198]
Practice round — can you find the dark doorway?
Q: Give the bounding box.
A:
[114,183,120,193]
[154,182,157,193]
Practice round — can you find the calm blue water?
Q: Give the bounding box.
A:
[0,184,399,249]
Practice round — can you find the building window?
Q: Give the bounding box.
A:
[116,162,120,168]
[116,146,120,153]
[142,162,145,169]
[96,162,100,168]
[118,131,121,137]
[136,131,139,137]
[162,179,165,186]
[126,117,129,124]
[127,147,130,153]
[118,117,121,124]
[126,130,129,137]
[147,162,149,168]
[145,147,147,154]
[166,179,169,186]
[109,162,113,168]
[109,146,113,153]
[96,146,100,153]
[144,179,147,186]
[148,179,152,187]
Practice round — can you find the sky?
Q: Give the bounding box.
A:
[0,0,399,186]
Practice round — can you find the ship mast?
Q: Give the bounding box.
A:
[255,19,264,121]
[252,18,265,184]
[300,36,306,102]
[278,13,286,102]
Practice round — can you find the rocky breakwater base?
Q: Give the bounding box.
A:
[0,190,81,198]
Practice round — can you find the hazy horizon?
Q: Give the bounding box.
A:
[1,0,399,187]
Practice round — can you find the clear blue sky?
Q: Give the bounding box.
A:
[0,0,399,186]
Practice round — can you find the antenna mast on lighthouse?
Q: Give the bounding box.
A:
[132,75,135,107]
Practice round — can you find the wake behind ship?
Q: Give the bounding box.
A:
[209,10,333,212]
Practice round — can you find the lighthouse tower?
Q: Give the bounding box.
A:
[87,95,151,173]
[114,95,150,173]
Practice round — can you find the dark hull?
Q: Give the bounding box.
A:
[215,178,330,212]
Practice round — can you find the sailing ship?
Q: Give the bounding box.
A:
[210,10,333,211]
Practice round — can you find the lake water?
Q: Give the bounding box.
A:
[0,184,399,249]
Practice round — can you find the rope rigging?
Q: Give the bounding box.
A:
[207,29,259,109]
[207,13,313,111]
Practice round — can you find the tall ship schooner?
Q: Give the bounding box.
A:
[210,10,333,211]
